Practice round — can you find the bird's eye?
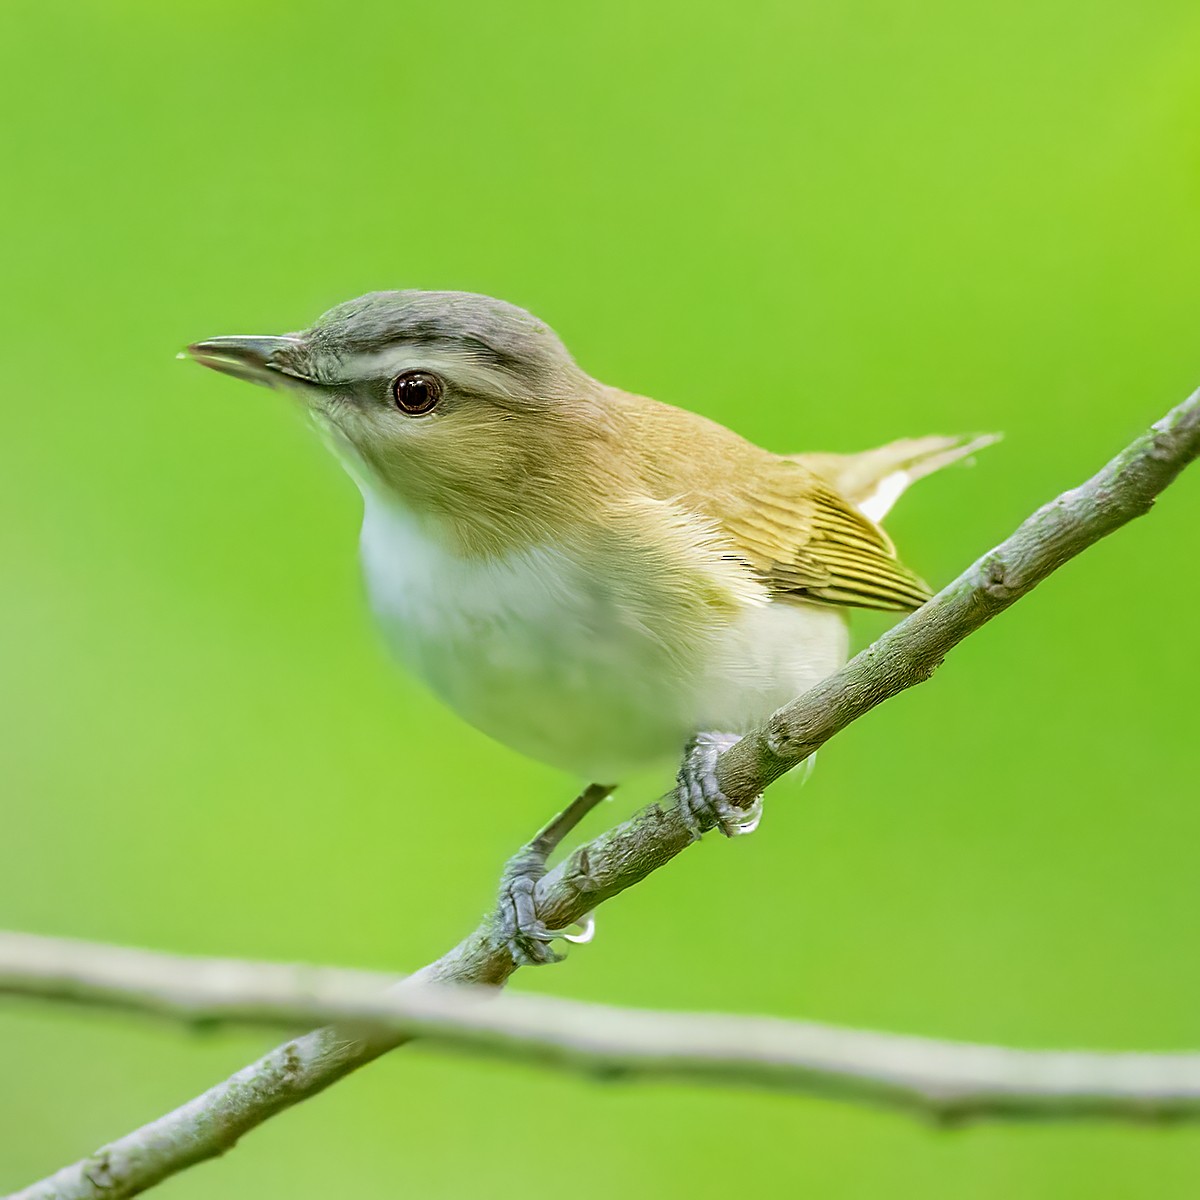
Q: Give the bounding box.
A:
[392,370,443,415]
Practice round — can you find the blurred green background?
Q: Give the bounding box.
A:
[2,0,1199,1195]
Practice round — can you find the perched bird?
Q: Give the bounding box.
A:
[187,291,989,950]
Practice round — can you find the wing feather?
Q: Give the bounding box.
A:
[692,463,933,613]
[611,393,938,614]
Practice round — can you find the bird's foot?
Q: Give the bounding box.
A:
[676,731,763,841]
[498,845,596,966]
[494,784,611,967]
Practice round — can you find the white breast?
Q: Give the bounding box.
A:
[359,493,850,781]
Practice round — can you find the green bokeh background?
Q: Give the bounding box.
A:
[2,1,1199,1195]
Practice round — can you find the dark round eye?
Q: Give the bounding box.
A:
[392,370,443,415]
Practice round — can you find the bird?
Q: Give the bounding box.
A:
[187,290,992,956]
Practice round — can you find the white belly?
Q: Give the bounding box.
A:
[359,496,849,781]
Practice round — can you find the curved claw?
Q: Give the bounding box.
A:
[505,914,593,967]
[561,911,596,944]
[531,910,596,945]
[720,797,762,836]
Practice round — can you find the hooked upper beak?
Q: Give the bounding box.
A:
[182,335,303,387]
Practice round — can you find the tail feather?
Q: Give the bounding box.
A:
[791,433,1000,522]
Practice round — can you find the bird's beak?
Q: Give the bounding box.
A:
[182,335,301,387]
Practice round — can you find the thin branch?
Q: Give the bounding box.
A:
[713,389,1200,803]
[8,390,1200,1200]
[5,931,1200,1125]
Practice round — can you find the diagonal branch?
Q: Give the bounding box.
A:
[7,389,1200,1200]
[5,931,1200,1124]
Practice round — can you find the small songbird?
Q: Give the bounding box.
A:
[187,291,990,856]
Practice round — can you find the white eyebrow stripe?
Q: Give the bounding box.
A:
[332,347,525,398]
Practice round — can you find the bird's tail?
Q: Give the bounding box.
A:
[791,432,1000,522]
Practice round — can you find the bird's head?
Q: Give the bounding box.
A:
[187,291,613,549]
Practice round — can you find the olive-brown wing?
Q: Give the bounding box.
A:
[696,461,933,612]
